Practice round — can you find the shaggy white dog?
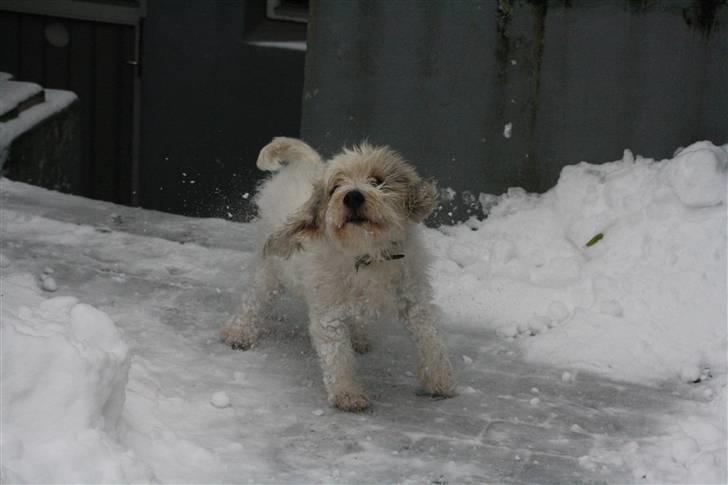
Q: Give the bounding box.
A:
[220,137,456,411]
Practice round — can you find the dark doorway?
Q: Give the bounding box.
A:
[138,0,307,220]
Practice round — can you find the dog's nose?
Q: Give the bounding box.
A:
[343,190,365,209]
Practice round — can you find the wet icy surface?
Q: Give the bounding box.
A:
[1,179,722,483]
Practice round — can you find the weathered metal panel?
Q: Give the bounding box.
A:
[302,0,728,223]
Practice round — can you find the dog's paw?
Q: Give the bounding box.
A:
[219,318,257,350]
[419,365,457,398]
[332,391,370,412]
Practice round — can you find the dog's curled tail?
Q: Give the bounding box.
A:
[256,137,323,172]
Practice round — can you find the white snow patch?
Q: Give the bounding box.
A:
[210,391,231,408]
[1,273,153,483]
[1,139,725,483]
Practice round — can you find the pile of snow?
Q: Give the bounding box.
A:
[430,140,727,481]
[432,141,727,384]
[0,273,153,483]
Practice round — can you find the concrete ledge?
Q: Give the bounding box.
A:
[1,89,81,194]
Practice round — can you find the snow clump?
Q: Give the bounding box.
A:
[1,273,153,483]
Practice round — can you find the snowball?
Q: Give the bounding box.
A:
[41,276,57,292]
[461,355,473,365]
[43,266,54,274]
[561,371,573,383]
[529,397,540,407]
[664,141,727,208]
[312,409,325,416]
[503,122,513,139]
[530,387,539,394]
[210,391,231,409]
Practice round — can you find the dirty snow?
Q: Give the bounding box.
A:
[1,141,726,483]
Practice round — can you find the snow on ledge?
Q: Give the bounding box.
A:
[0,89,77,167]
[0,80,43,117]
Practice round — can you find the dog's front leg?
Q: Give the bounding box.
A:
[220,261,281,350]
[309,307,369,411]
[398,289,456,398]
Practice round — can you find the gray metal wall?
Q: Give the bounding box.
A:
[301,0,728,222]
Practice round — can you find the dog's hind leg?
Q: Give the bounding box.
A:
[220,260,282,350]
[309,307,370,411]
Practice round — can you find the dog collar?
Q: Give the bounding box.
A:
[354,244,405,272]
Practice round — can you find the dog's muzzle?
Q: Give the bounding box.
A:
[343,190,368,224]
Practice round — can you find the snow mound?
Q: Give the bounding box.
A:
[432,141,727,384]
[664,142,727,208]
[1,273,153,483]
[430,141,727,482]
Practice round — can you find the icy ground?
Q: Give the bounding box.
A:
[1,142,726,483]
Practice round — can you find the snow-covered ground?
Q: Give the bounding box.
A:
[1,141,726,483]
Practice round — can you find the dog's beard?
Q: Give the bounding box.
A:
[325,199,404,254]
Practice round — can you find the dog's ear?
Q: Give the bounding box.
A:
[264,181,326,258]
[407,178,437,223]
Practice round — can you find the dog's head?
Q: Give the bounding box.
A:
[264,142,436,258]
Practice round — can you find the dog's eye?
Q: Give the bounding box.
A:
[329,185,339,196]
[369,176,384,187]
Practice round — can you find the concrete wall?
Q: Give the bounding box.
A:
[301,0,728,222]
